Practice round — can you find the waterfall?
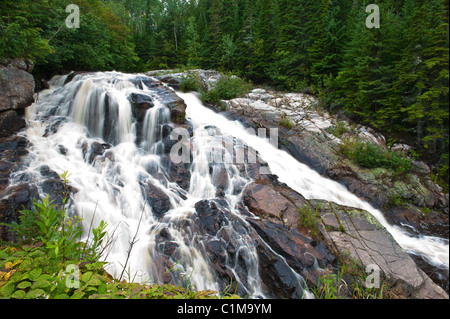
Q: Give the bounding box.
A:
[18,72,448,299]
[178,92,449,272]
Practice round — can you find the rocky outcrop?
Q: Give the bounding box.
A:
[0,134,36,241]
[313,200,448,299]
[0,58,35,137]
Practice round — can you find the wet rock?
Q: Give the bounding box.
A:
[128,92,154,121]
[211,165,229,197]
[0,183,40,241]
[162,156,191,191]
[0,110,26,138]
[141,180,171,219]
[82,141,111,164]
[248,218,334,288]
[193,199,230,236]
[253,237,307,299]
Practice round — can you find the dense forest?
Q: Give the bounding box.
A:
[1,0,448,185]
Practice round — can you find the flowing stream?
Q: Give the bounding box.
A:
[16,72,448,298]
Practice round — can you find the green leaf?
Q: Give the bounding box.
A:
[0,282,15,297]
[54,293,70,299]
[26,288,46,299]
[11,290,27,299]
[29,268,43,281]
[87,275,102,286]
[70,290,85,299]
[81,271,93,283]
[17,281,32,289]
[19,259,32,271]
[32,279,51,289]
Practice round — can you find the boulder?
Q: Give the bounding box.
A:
[128,92,154,121]
[243,181,305,228]
[0,183,40,241]
[0,64,35,112]
[141,180,171,219]
[0,110,26,138]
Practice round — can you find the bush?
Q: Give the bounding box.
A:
[341,139,413,174]
[201,74,252,105]
[180,71,201,92]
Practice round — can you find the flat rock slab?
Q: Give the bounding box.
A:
[312,200,448,299]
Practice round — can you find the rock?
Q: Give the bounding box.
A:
[314,200,449,299]
[128,92,154,121]
[82,141,111,164]
[0,64,35,112]
[0,183,40,241]
[193,199,230,236]
[162,155,191,191]
[10,58,28,71]
[0,110,26,138]
[243,181,305,228]
[248,218,335,288]
[141,180,171,219]
[412,160,431,175]
[156,74,182,90]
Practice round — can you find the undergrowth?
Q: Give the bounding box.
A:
[180,71,252,106]
[340,139,413,175]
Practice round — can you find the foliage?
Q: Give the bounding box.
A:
[0,0,138,77]
[0,244,237,299]
[312,253,389,299]
[298,203,321,240]
[340,139,413,174]
[180,71,202,93]
[201,74,252,105]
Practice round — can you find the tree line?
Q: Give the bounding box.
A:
[0,0,448,184]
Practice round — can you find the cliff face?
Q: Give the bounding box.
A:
[0,58,35,138]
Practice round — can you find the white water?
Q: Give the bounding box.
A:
[21,72,269,297]
[17,72,448,300]
[178,92,449,271]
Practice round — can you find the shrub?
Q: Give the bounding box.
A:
[180,71,201,92]
[201,74,252,105]
[341,139,413,174]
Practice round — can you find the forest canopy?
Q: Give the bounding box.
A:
[0,0,448,183]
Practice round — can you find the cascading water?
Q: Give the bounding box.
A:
[16,71,448,299]
[178,92,449,273]
[20,72,272,298]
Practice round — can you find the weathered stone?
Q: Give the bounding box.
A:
[0,110,26,138]
[128,92,154,121]
[141,180,172,219]
[313,200,448,299]
[0,64,35,111]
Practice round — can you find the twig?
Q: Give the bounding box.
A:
[48,21,66,43]
[118,204,146,282]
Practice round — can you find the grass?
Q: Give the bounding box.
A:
[298,203,321,240]
[279,115,293,129]
[311,252,390,299]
